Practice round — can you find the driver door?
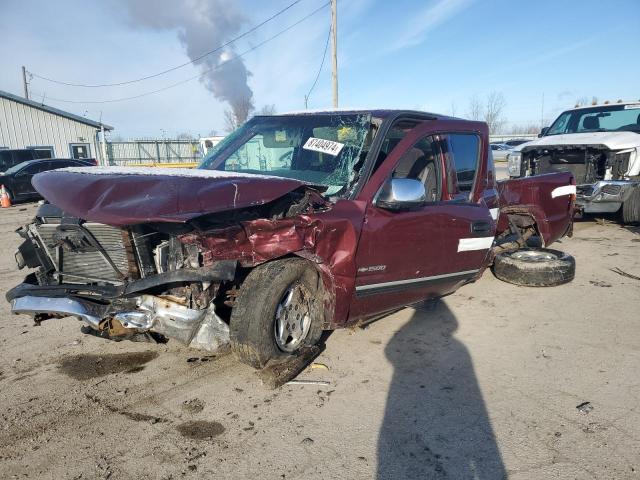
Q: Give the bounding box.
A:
[349,121,495,320]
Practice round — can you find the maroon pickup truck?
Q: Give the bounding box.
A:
[8,110,575,368]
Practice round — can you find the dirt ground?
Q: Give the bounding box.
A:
[0,202,639,480]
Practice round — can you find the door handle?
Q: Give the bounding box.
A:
[471,221,492,234]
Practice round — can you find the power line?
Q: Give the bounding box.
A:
[30,3,329,105]
[304,24,331,108]
[29,0,306,88]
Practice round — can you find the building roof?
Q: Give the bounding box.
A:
[0,89,113,130]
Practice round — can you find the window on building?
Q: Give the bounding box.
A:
[13,149,35,163]
[69,143,91,159]
[27,146,55,159]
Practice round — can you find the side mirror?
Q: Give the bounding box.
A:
[376,178,426,211]
[538,127,549,137]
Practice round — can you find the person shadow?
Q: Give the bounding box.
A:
[377,299,507,479]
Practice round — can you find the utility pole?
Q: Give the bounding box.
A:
[330,0,338,108]
[21,66,29,100]
[99,112,108,166]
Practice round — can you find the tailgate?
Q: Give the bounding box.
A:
[497,172,575,246]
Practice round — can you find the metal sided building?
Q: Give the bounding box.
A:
[0,89,112,161]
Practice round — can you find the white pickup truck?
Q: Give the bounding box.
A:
[508,102,640,224]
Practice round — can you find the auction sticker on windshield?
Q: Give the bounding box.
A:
[303,137,344,156]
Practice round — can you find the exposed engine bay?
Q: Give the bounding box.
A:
[518,145,635,184]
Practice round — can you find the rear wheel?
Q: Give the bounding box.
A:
[230,258,324,369]
[622,187,640,225]
[492,248,575,287]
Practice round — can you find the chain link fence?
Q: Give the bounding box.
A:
[105,139,202,166]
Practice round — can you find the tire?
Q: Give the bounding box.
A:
[230,258,324,369]
[492,248,575,287]
[622,187,640,225]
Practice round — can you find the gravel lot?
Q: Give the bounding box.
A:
[0,202,639,480]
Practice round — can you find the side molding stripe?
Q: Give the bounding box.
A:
[457,236,494,252]
[551,185,576,198]
[355,269,479,297]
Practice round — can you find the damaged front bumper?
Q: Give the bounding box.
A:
[10,290,230,352]
[576,180,639,213]
[7,262,236,353]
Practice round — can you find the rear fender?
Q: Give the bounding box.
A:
[497,172,575,246]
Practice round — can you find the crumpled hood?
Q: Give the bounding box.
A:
[32,166,309,226]
[518,131,639,151]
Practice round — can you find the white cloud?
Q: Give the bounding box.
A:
[386,0,474,53]
[511,38,595,70]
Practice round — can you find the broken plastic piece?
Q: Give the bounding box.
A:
[310,362,329,371]
[576,401,593,414]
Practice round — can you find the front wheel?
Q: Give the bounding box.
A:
[492,248,575,287]
[230,258,324,369]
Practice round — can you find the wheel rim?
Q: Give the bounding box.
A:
[273,283,312,353]
[511,250,557,262]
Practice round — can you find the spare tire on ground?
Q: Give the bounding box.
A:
[492,248,575,287]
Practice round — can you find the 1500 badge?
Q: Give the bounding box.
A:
[357,265,387,273]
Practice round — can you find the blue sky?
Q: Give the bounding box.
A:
[1,0,638,138]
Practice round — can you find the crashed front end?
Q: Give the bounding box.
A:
[7,113,374,351]
[509,145,640,213]
[9,203,237,352]
[6,164,341,353]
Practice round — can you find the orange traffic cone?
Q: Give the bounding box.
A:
[1,185,12,208]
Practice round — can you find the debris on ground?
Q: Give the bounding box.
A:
[610,267,640,281]
[589,280,612,287]
[576,401,594,414]
[181,398,205,414]
[286,379,330,386]
[186,356,216,363]
[258,345,322,389]
[310,362,329,371]
[595,218,614,226]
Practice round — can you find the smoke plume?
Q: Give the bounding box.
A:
[120,0,254,121]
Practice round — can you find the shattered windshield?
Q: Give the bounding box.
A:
[547,104,640,135]
[199,113,373,196]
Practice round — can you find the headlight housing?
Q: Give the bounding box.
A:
[507,152,522,176]
[613,148,638,177]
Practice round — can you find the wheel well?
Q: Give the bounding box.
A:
[493,212,542,259]
[216,255,335,329]
[502,211,543,244]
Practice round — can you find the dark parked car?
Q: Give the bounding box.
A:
[9,110,575,370]
[0,158,94,202]
[502,139,530,147]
